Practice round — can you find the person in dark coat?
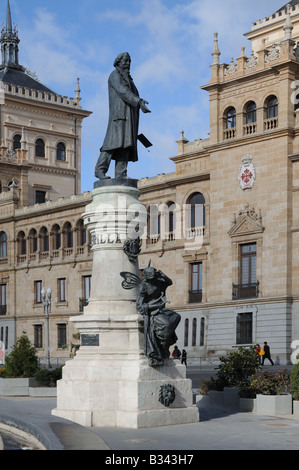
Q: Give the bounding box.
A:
[95,52,151,180]
[181,349,187,366]
[171,345,181,359]
[262,341,274,366]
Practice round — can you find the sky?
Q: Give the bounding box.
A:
[6,0,289,192]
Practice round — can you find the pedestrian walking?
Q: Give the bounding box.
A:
[256,344,262,365]
[181,349,187,366]
[262,341,274,366]
[172,345,181,359]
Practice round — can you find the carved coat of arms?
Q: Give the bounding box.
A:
[238,155,256,190]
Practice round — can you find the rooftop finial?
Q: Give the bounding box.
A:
[75,78,80,97]
[212,32,221,65]
[6,0,12,33]
[74,77,81,107]
[284,3,293,40]
[1,0,20,68]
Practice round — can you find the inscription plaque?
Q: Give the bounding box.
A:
[81,334,99,347]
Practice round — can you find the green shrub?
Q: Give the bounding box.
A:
[290,363,299,400]
[35,366,62,387]
[239,386,257,399]
[35,368,52,386]
[0,368,6,378]
[249,369,289,396]
[216,346,260,388]
[5,333,39,378]
[198,376,225,395]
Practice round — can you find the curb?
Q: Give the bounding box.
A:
[0,414,51,450]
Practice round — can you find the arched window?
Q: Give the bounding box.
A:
[56,142,66,161]
[226,107,236,129]
[184,318,189,347]
[245,101,256,124]
[63,222,73,248]
[17,231,26,255]
[187,193,205,229]
[35,139,45,158]
[200,317,205,346]
[0,232,7,258]
[150,205,161,240]
[77,219,86,246]
[52,224,61,250]
[192,318,197,347]
[29,229,37,253]
[266,95,278,119]
[167,201,176,235]
[13,134,21,151]
[40,227,49,252]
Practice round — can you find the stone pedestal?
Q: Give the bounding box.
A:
[52,180,199,428]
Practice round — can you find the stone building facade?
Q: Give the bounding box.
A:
[2,1,299,367]
[138,2,299,365]
[0,2,92,364]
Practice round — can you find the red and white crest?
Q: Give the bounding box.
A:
[239,155,255,190]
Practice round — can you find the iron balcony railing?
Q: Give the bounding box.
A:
[232,281,259,300]
[0,305,7,315]
[188,290,202,304]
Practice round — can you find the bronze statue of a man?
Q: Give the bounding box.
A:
[95,52,151,180]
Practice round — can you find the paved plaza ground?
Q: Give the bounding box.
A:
[0,365,298,452]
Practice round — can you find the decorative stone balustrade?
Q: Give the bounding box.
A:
[3,82,82,109]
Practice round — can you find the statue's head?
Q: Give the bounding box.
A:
[114,52,131,69]
[142,266,156,281]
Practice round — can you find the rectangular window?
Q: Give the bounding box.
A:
[232,243,258,299]
[189,263,202,303]
[82,275,91,300]
[34,280,42,304]
[79,275,91,312]
[58,278,66,302]
[57,324,67,348]
[241,243,256,285]
[34,324,43,348]
[236,312,253,345]
[0,284,6,315]
[35,190,46,204]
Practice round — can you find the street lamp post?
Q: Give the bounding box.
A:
[41,286,52,369]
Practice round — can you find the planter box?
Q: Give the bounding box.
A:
[29,387,57,397]
[239,397,256,413]
[293,400,299,415]
[224,387,240,411]
[256,394,292,416]
[0,377,37,396]
[195,394,210,408]
[208,391,224,409]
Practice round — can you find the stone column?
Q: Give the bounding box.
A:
[52,179,198,428]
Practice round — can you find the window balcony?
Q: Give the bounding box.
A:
[0,305,7,315]
[264,117,278,131]
[243,123,257,135]
[188,290,202,304]
[232,281,259,300]
[223,127,236,140]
